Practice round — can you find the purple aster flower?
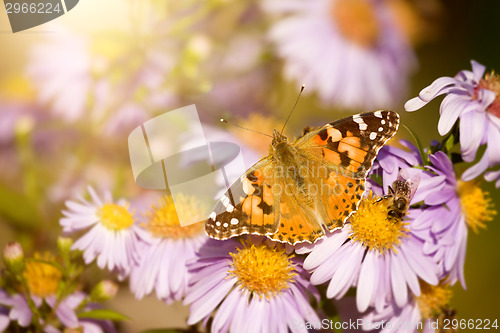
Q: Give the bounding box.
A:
[0,290,12,331]
[60,186,148,278]
[0,292,115,332]
[184,238,321,332]
[263,0,416,110]
[369,140,422,193]
[130,194,208,304]
[1,293,33,328]
[300,164,444,313]
[412,152,496,288]
[405,60,500,187]
[0,253,115,332]
[362,281,453,333]
[26,28,176,133]
[27,29,93,123]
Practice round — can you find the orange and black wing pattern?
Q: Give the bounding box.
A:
[296,110,400,231]
[205,157,279,240]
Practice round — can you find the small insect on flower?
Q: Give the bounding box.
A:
[377,169,420,222]
[301,168,439,312]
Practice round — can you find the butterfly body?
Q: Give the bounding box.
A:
[206,111,400,245]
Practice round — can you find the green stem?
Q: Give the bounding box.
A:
[401,123,428,166]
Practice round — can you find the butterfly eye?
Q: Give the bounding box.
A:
[388,210,398,217]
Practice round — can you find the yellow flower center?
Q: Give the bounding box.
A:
[0,74,34,100]
[99,203,134,231]
[142,194,205,239]
[386,0,440,46]
[457,181,496,233]
[349,193,410,253]
[23,253,62,298]
[417,281,452,319]
[330,0,380,47]
[478,72,500,118]
[228,243,297,298]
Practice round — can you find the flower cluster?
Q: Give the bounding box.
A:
[0,241,119,332]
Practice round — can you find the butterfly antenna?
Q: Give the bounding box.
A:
[281,84,305,134]
[220,119,273,138]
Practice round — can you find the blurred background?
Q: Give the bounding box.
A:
[0,0,499,331]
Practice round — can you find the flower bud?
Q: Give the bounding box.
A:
[91,280,118,302]
[3,242,25,274]
[57,236,73,255]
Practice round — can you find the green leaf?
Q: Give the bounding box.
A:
[443,132,455,153]
[401,124,428,165]
[77,309,130,322]
[368,173,383,187]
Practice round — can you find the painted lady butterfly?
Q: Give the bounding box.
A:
[206,110,400,245]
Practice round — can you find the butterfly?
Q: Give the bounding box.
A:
[206,110,400,245]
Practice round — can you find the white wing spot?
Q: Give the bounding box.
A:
[230,218,239,225]
[221,195,230,207]
[352,115,363,123]
[223,222,229,228]
[359,123,368,130]
[369,132,377,140]
[381,119,386,125]
[378,127,384,132]
[374,111,383,118]
[215,221,221,227]
[227,204,234,213]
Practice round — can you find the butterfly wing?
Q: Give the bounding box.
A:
[296,110,400,231]
[205,156,280,240]
[267,170,324,245]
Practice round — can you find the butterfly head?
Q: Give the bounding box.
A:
[271,129,288,146]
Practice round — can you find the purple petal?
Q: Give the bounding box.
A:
[404,96,429,112]
[462,153,489,181]
[401,240,438,285]
[304,231,348,270]
[229,290,250,333]
[8,295,32,327]
[438,94,469,135]
[390,254,408,307]
[485,169,500,188]
[486,125,500,165]
[183,269,231,305]
[325,243,363,298]
[187,278,235,325]
[460,107,487,162]
[418,76,457,102]
[471,60,486,83]
[211,288,240,333]
[428,151,454,179]
[356,251,377,312]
